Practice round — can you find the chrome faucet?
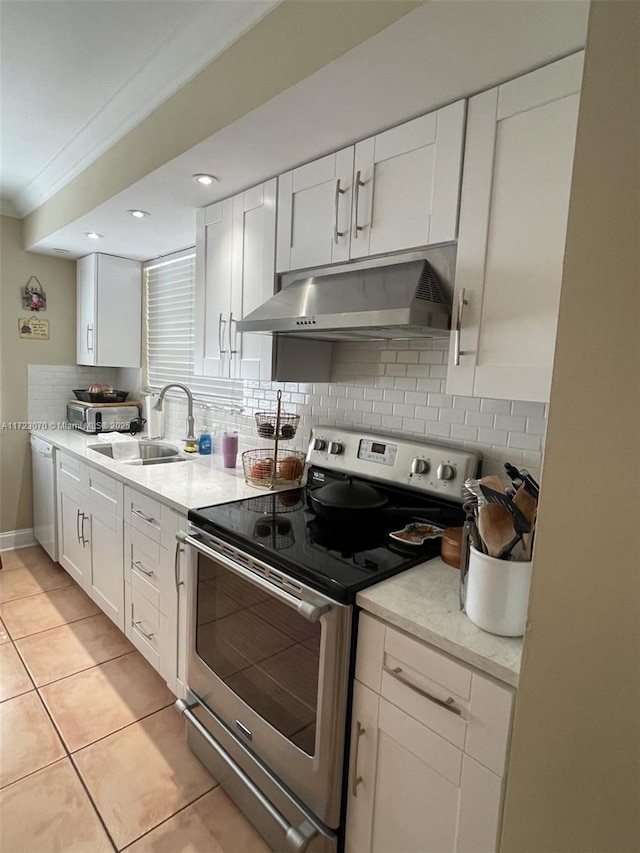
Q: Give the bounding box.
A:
[153,383,196,447]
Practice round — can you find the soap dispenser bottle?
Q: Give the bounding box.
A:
[198,428,212,455]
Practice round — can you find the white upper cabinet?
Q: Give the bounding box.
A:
[446,53,583,402]
[76,253,142,367]
[276,101,466,273]
[277,147,354,271]
[195,179,276,380]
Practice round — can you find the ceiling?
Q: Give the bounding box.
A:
[1,1,589,263]
[0,0,278,216]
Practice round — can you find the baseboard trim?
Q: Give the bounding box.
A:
[0,528,37,552]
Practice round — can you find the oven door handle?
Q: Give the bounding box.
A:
[178,531,331,623]
[176,699,318,852]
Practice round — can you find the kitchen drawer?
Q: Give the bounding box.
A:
[124,487,162,542]
[88,468,123,518]
[125,581,161,670]
[57,451,84,493]
[125,526,161,596]
[355,614,513,774]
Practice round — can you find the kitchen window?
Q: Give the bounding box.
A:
[144,249,243,408]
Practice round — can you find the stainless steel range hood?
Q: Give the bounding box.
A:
[237,244,456,342]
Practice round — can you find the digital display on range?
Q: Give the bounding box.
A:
[358,439,398,466]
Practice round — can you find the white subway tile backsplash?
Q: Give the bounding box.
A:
[507,432,542,451]
[419,350,445,364]
[414,406,440,421]
[384,364,408,377]
[27,341,546,481]
[416,378,443,393]
[453,396,481,411]
[396,350,419,364]
[404,391,428,406]
[512,401,547,418]
[450,424,479,442]
[427,393,453,409]
[438,408,466,425]
[394,378,418,392]
[494,414,527,432]
[381,415,403,430]
[425,421,451,438]
[478,428,509,446]
[526,417,547,436]
[392,403,415,419]
[428,366,448,380]
[481,398,512,415]
[465,411,495,429]
[364,388,384,401]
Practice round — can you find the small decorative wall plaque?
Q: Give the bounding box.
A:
[22,276,47,311]
[18,317,49,340]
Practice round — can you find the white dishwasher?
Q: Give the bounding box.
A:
[30,435,58,561]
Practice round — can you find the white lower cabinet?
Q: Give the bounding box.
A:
[123,486,185,693]
[346,614,513,853]
[57,452,124,629]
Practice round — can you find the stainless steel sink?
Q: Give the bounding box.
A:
[88,440,186,464]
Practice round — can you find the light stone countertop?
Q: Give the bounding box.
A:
[34,429,522,686]
[31,429,265,515]
[357,558,523,687]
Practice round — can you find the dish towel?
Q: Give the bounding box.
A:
[106,434,141,461]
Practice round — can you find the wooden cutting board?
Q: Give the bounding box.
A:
[70,400,141,408]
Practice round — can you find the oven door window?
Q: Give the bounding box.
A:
[196,554,320,756]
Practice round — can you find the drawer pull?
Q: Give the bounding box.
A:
[131,506,156,524]
[351,720,366,797]
[383,665,461,716]
[133,620,155,640]
[132,560,153,577]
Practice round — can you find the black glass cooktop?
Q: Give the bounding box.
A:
[188,470,465,604]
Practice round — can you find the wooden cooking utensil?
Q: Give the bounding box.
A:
[477,504,516,558]
[480,474,507,493]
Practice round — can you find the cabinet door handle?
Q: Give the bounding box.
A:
[334,178,346,244]
[218,313,227,356]
[80,513,89,547]
[453,288,469,367]
[131,506,156,525]
[174,540,184,590]
[228,312,237,356]
[86,324,94,352]
[76,509,82,543]
[383,665,461,716]
[353,170,366,239]
[351,720,366,797]
[132,560,153,577]
[133,620,155,640]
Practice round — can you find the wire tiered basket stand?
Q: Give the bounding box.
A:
[242,390,306,491]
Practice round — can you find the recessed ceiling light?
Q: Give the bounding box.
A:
[85,232,103,240]
[52,248,70,254]
[128,209,150,218]
[192,173,219,186]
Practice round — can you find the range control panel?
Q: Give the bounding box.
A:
[307,426,481,502]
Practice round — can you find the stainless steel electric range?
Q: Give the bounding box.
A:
[176,427,480,853]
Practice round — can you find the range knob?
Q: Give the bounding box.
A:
[328,441,344,456]
[312,438,327,452]
[436,463,456,481]
[410,457,430,475]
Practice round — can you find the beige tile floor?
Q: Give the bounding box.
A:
[0,546,271,852]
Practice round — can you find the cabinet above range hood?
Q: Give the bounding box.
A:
[236,244,456,342]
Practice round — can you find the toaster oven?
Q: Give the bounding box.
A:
[66,402,141,434]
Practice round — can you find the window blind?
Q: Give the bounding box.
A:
[144,249,243,408]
